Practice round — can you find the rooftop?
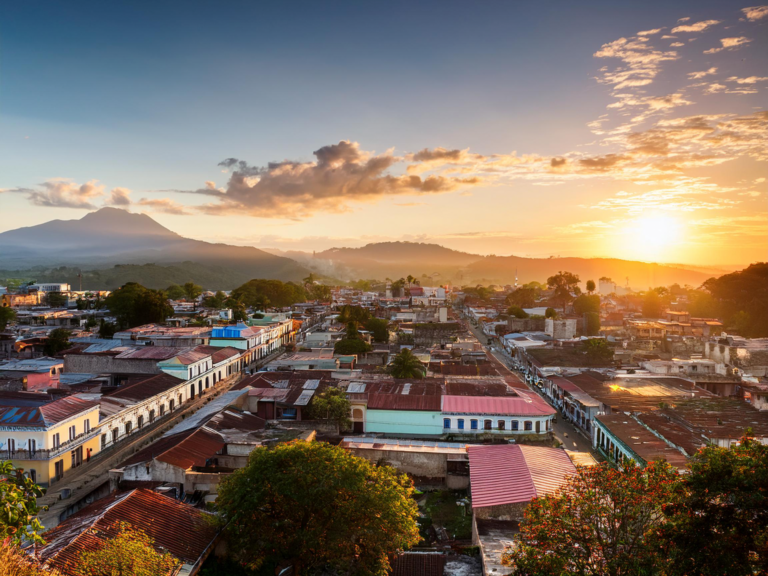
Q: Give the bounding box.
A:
[595,413,690,469]
[0,395,98,428]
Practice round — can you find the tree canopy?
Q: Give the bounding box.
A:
[307,388,351,432]
[582,338,613,365]
[182,282,203,302]
[165,284,186,300]
[547,271,580,311]
[216,440,421,575]
[104,282,174,329]
[43,328,71,356]
[507,306,529,319]
[0,307,16,331]
[73,521,179,576]
[0,460,47,545]
[388,348,425,379]
[505,287,537,309]
[46,291,68,308]
[230,279,306,309]
[642,289,665,318]
[703,262,768,337]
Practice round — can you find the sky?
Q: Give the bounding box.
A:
[0,0,766,266]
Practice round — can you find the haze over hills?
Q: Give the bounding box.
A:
[0,209,729,290]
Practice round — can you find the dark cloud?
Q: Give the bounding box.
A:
[412,148,466,162]
[107,187,132,206]
[577,154,629,172]
[550,157,567,168]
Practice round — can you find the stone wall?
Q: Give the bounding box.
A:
[474,501,529,521]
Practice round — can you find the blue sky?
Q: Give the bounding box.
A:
[1,1,766,265]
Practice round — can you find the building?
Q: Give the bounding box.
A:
[545,318,577,340]
[38,488,219,575]
[28,283,71,293]
[442,393,555,436]
[0,395,101,487]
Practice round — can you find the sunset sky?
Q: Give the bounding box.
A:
[1,1,766,266]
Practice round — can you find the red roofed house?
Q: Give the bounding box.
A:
[38,488,219,575]
[442,390,556,437]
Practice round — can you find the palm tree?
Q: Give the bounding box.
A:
[388,348,425,379]
[406,275,415,287]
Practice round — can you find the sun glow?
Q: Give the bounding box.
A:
[621,215,684,262]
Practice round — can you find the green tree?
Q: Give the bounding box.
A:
[337,305,370,324]
[505,287,537,309]
[104,282,174,329]
[309,284,332,302]
[202,290,227,309]
[586,279,596,293]
[165,284,186,300]
[688,289,719,318]
[364,317,390,343]
[573,294,601,336]
[642,290,664,318]
[46,291,68,307]
[44,328,72,356]
[391,278,407,297]
[0,307,16,331]
[702,263,768,337]
[334,338,371,355]
[504,461,679,576]
[0,460,47,545]
[582,338,613,365]
[544,307,558,319]
[183,282,203,309]
[659,435,768,576]
[507,306,529,319]
[388,348,425,379]
[216,441,420,575]
[308,388,351,432]
[231,279,307,309]
[547,271,581,312]
[99,319,117,339]
[73,521,179,576]
[225,297,248,321]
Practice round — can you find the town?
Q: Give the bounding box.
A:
[1,262,766,574]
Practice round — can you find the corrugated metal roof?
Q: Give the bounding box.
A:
[39,489,218,573]
[294,389,315,406]
[114,347,187,360]
[104,373,185,402]
[442,393,555,417]
[122,427,225,469]
[347,382,367,393]
[0,396,98,428]
[468,444,575,508]
[367,393,441,411]
[302,379,320,390]
[390,553,445,576]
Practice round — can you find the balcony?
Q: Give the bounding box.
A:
[4,428,101,461]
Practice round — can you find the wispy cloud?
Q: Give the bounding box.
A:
[703,36,752,54]
[741,5,768,21]
[671,19,720,33]
[137,198,191,215]
[688,67,718,79]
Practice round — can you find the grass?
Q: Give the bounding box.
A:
[421,489,473,541]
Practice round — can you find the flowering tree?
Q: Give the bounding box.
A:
[502,461,679,576]
[0,461,46,545]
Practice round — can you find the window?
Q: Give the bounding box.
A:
[29,469,36,483]
[112,428,119,443]
[511,420,519,431]
[137,415,144,428]
[54,460,64,481]
[101,434,107,448]
[484,420,492,430]
[84,419,90,434]
[524,421,533,431]
[52,433,61,449]
[536,421,541,433]
[69,425,76,441]
[443,418,451,429]
[125,422,132,435]
[458,419,465,430]
[470,420,478,430]
[160,404,165,416]
[498,420,505,430]
[190,384,195,399]
[149,409,156,423]
[29,439,36,454]
[7,438,15,456]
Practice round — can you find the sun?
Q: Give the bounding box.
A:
[622,215,684,261]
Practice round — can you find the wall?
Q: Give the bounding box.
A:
[345,446,451,477]
[64,355,161,375]
[365,410,444,436]
[474,502,529,521]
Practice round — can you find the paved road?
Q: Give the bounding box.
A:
[463,317,594,453]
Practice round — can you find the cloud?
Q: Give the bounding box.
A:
[137,198,191,215]
[188,141,482,218]
[550,157,567,168]
[726,75,768,84]
[670,42,685,47]
[637,28,665,36]
[742,5,768,20]
[24,179,105,209]
[703,37,752,54]
[107,187,131,206]
[677,17,691,23]
[688,67,718,79]
[671,19,720,33]
[406,147,486,173]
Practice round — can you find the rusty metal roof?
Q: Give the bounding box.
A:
[468,444,575,508]
[121,426,225,469]
[114,346,188,360]
[39,489,218,573]
[104,373,185,402]
[367,393,442,411]
[596,413,690,469]
[193,345,241,364]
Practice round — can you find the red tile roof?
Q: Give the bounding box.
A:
[442,392,555,417]
[468,444,575,508]
[121,427,225,469]
[39,489,218,574]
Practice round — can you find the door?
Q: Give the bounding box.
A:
[353,421,364,433]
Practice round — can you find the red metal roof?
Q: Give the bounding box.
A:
[468,444,575,508]
[39,489,218,573]
[121,427,225,469]
[366,393,442,411]
[442,393,555,416]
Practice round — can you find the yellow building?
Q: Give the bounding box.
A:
[0,396,101,487]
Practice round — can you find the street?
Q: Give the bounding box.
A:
[463,316,595,453]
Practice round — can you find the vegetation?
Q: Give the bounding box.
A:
[104,282,174,329]
[0,544,48,576]
[573,294,601,335]
[216,441,421,575]
[230,279,306,309]
[73,521,179,576]
[43,328,71,356]
[582,338,613,365]
[503,435,768,576]
[0,461,47,545]
[388,348,425,379]
[642,289,664,318]
[334,337,371,356]
[307,388,351,432]
[46,292,68,307]
[0,307,16,331]
[99,319,117,339]
[703,262,768,337]
[165,284,185,300]
[547,271,580,311]
[586,279,596,293]
[507,306,529,319]
[202,290,228,309]
[505,286,539,309]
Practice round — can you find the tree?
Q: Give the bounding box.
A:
[44,328,71,356]
[547,271,580,312]
[388,348,425,379]
[503,461,679,576]
[0,307,16,331]
[309,284,332,302]
[104,283,174,329]
[308,388,351,432]
[46,291,68,308]
[391,278,406,297]
[337,305,370,325]
[231,279,306,309]
[334,338,371,355]
[73,521,179,576]
[99,319,117,339]
[364,317,390,343]
[0,544,48,576]
[642,290,664,318]
[688,289,719,318]
[703,263,768,337]
[507,306,529,319]
[202,290,227,309]
[224,297,247,321]
[165,284,186,300]
[659,435,768,576]
[586,279,596,293]
[544,307,558,319]
[302,273,317,289]
[216,441,420,575]
[506,287,537,309]
[182,282,203,309]
[0,460,47,545]
[573,294,601,336]
[582,338,613,365]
